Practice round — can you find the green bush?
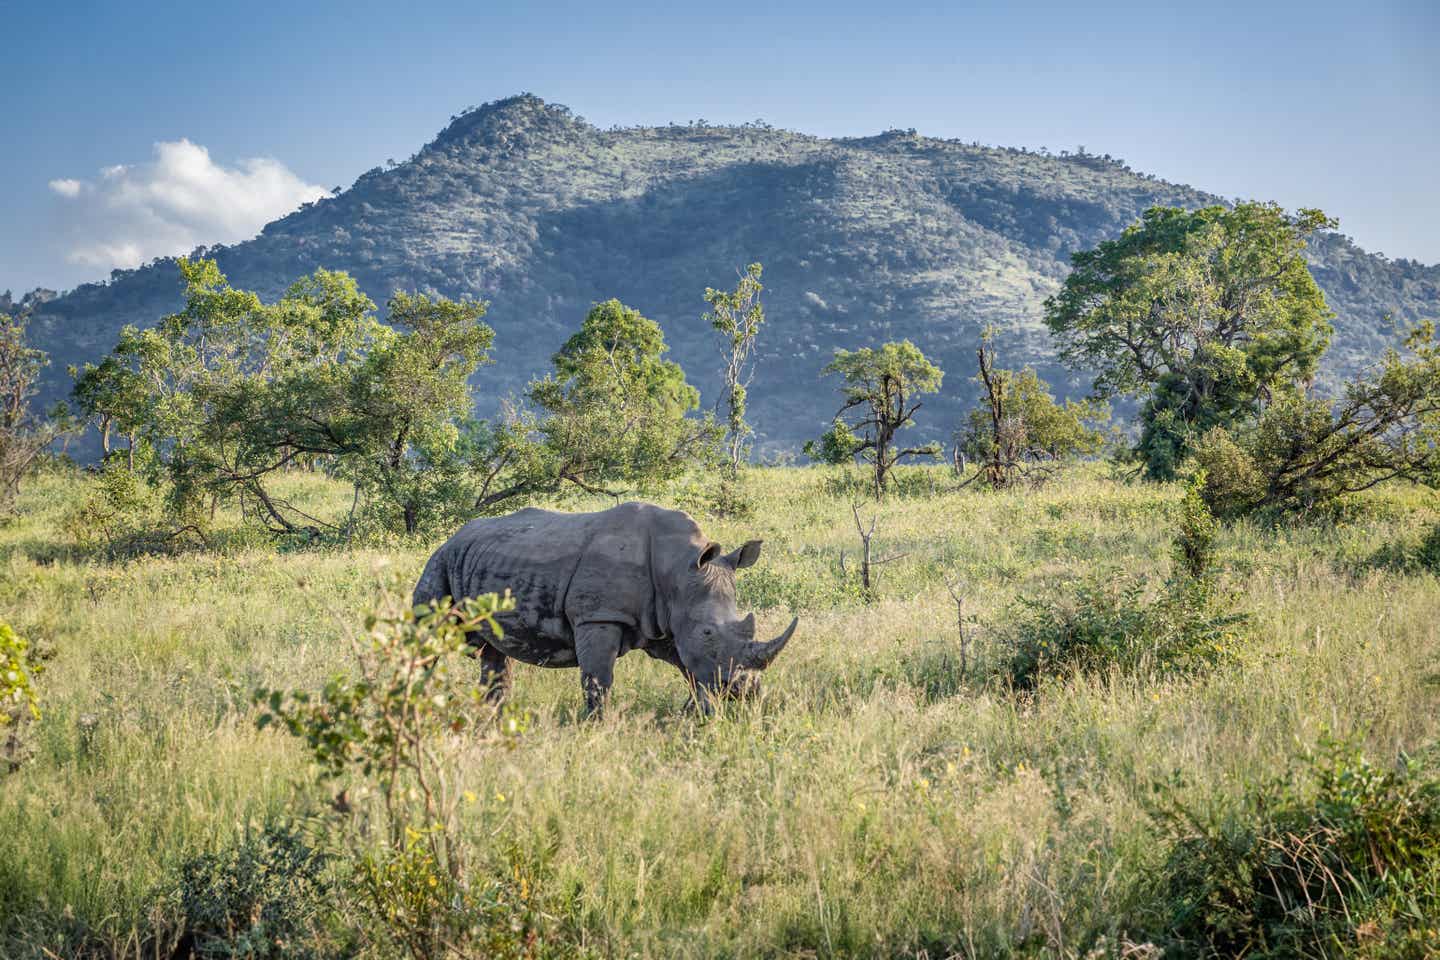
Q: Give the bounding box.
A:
[63,459,209,557]
[1,620,43,775]
[173,821,336,960]
[1003,576,1244,688]
[1003,478,1246,688]
[1151,739,1440,957]
[1420,523,1440,574]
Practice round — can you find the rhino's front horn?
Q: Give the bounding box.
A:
[745,617,798,669]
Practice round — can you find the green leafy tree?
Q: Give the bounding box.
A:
[703,263,765,479]
[74,259,496,538]
[1191,323,1440,518]
[1044,203,1336,479]
[958,329,1107,487]
[0,311,64,509]
[806,339,943,497]
[69,355,149,464]
[476,299,718,510]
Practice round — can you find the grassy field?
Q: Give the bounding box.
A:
[2,465,1439,957]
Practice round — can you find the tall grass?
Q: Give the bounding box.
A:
[1,465,1437,956]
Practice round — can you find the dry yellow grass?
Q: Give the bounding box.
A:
[1,465,1438,956]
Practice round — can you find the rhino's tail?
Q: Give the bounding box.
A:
[412,552,452,611]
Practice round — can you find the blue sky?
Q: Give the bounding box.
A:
[3,0,1436,294]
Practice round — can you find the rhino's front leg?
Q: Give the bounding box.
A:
[575,623,621,718]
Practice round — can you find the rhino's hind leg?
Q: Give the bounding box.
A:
[575,623,621,718]
[475,642,511,706]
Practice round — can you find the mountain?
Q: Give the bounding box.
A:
[20,94,1440,455]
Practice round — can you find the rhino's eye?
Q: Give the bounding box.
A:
[701,626,715,638]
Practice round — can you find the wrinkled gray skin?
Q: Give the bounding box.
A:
[413,502,798,715]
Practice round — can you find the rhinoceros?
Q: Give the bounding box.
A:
[412,501,798,715]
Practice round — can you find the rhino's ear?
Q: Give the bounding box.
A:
[723,540,764,570]
[695,542,724,569]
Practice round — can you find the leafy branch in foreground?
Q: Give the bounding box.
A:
[255,576,546,959]
[1,620,44,774]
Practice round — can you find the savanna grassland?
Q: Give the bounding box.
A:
[2,465,1440,958]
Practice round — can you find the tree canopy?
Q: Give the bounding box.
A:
[1044,203,1336,478]
[806,339,943,496]
[475,299,718,510]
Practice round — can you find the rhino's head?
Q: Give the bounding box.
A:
[668,538,798,708]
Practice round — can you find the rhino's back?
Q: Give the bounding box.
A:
[430,508,591,665]
[416,503,699,666]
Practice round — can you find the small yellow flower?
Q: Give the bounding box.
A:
[463,790,477,804]
[494,790,506,803]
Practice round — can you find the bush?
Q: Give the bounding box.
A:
[1003,477,1246,688]
[1420,523,1440,574]
[1190,326,1440,520]
[172,821,336,960]
[62,459,203,557]
[1151,739,1440,957]
[253,576,589,959]
[1,620,43,775]
[1003,576,1244,689]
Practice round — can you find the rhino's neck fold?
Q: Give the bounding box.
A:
[647,527,673,641]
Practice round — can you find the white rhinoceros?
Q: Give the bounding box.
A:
[413,502,797,715]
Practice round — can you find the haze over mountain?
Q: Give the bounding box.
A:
[18,94,1440,454]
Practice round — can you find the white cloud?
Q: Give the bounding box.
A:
[49,139,327,273]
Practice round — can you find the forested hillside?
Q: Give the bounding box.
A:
[19,94,1440,453]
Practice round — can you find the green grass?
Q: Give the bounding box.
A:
[2,465,1438,957]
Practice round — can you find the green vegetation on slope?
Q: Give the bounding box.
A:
[21,95,1440,455]
[2,465,1438,956]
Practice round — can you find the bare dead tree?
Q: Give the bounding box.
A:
[945,578,970,680]
[839,503,907,600]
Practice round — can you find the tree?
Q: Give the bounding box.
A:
[0,310,64,509]
[806,340,943,497]
[336,291,494,533]
[73,259,495,537]
[703,263,765,479]
[475,299,718,510]
[70,354,149,466]
[1044,203,1336,479]
[1191,323,1440,518]
[958,329,1107,488]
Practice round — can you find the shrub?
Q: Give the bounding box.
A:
[1190,325,1440,520]
[1419,523,1440,574]
[63,459,205,557]
[1151,739,1440,956]
[957,330,1107,489]
[1003,477,1246,688]
[1,620,43,774]
[172,821,335,960]
[254,575,588,959]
